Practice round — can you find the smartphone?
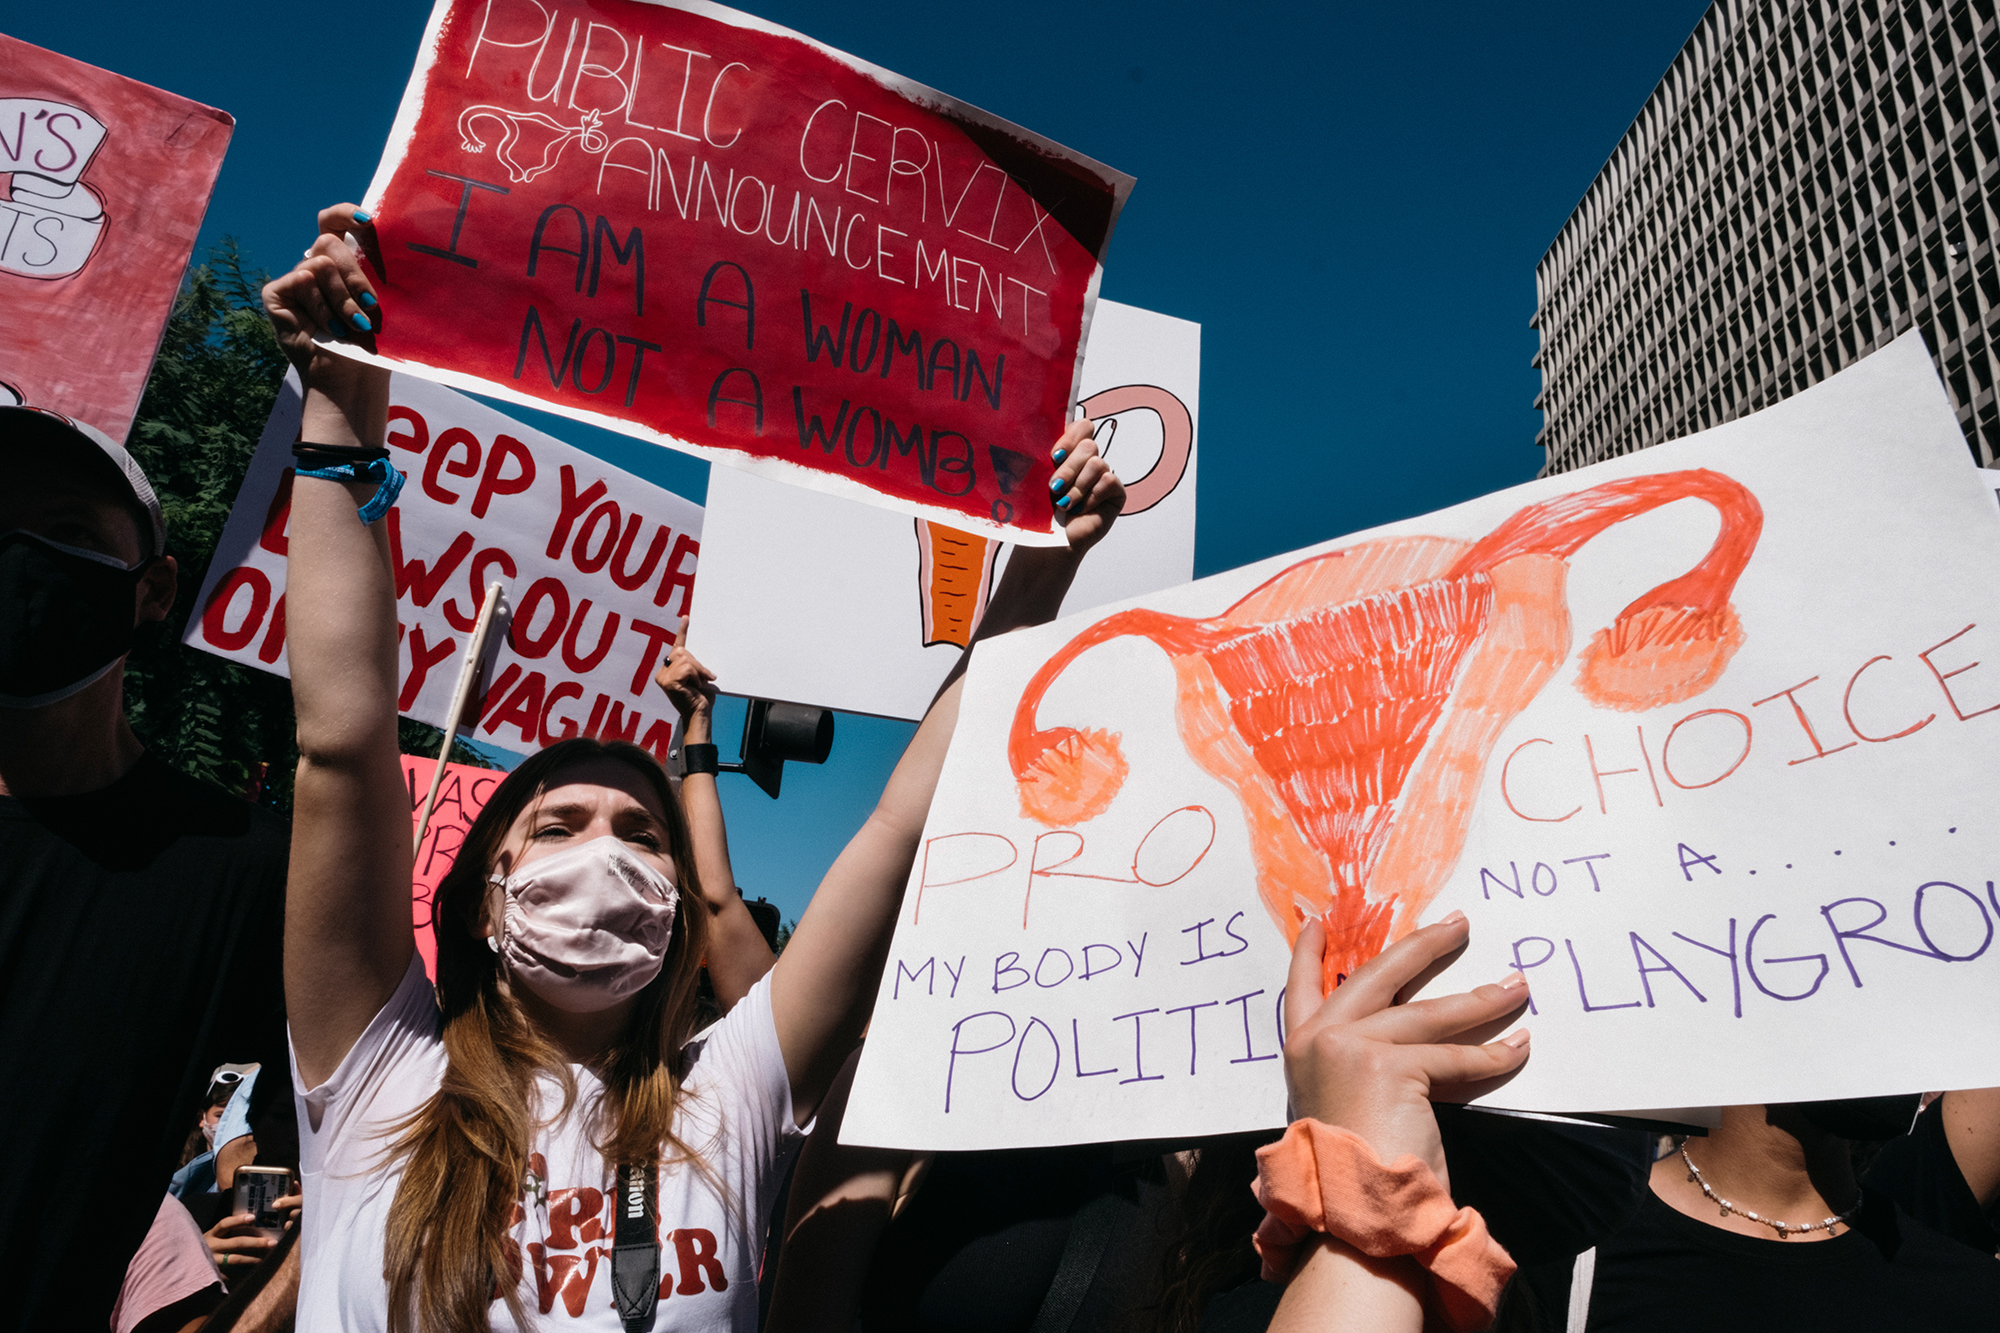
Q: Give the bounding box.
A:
[233,1165,292,1242]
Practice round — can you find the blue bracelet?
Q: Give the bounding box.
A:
[295,456,407,524]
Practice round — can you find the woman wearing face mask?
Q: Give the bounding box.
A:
[266,208,1125,1333]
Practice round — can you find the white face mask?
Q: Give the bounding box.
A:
[489,836,679,1013]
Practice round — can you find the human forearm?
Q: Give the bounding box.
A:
[287,476,396,759]
[769,422,1120,1116]
[654,654,778,1008]
[771,672,963,1116]
[975,544,1084,640]
[287,350,395,760]
[1269,1237,1426,1333]
[766,1048,916,1333]
[679,766,776,1009]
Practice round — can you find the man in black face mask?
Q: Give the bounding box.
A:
[0,407,289,1332]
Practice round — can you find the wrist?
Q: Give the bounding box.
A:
[300,359,390,447]
[1253,1120,1513,1333]
[978,550,1080,639]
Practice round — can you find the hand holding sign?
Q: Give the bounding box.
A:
[655,644,719,720]
[1281,915,1530,1190]
[1045,419,1125,556]
[261,206,384,371]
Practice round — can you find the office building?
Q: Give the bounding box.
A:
[1533,0,2000,474]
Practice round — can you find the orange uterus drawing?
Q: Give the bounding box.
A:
[1006,469,1763,992]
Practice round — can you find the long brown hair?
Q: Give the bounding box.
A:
[1148,1133,1276,1333]
[382,738,714,1333]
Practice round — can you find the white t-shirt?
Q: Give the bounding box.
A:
[292,956,804,1332]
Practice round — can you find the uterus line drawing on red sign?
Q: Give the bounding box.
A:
[914,383,1195,648]
[1004,469,1763,993]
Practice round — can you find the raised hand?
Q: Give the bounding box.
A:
[1281,914,1531,1190]
[261,204,381,382]
[1047,419,1124,555]
[655,645,719,720]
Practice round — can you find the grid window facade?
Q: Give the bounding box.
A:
[1533,0,2000,475]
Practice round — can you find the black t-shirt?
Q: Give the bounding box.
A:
[1865,1094,2000,1256]
[1513,1103,2000,1331]
[858,1144,1171,1333]
[0,754,287,1331]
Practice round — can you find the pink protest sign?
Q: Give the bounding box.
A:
[404,754,504,978]
[343,0,1130,544]
[0,34,232,439]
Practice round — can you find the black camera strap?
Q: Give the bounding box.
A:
[610,1163,660,1333]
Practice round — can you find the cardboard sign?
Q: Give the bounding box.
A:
[339,0,1132,546]
[689,299,1199,719]
[842,333,2000,1150]
[0,34,233,439]
[187,370,702,759]
[404,754,505,978]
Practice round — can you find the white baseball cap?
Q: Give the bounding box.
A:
[0,406,166,558]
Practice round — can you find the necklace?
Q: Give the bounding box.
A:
[1679,1144,1858,1239]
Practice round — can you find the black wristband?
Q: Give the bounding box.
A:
[681,742,720,776]
[293,440,389,470]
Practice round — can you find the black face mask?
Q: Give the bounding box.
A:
[0,530,151,708]
[1795,1093,1924,1141]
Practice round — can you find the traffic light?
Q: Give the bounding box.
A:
[720,699,834,799]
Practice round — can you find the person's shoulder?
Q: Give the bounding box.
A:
[1865,1098,2000,1255]
[136,755,292,850]
[680,971,782,1089]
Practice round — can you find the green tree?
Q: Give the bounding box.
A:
[122,242,494,814]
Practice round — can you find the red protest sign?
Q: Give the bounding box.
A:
[0,34,233,440]
[345,0,1130,545]
[403,754,504,979]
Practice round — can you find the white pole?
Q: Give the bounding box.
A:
[413,582,504,859]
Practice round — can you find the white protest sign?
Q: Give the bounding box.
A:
[688,299,1198,720]
[187,371,702,760]
[842,332,2000,1150]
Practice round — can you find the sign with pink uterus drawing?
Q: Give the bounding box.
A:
[843,332,2000,1150]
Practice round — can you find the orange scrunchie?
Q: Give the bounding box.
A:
[1251,1120,1515,1333]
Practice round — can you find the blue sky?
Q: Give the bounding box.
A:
[12,0,1711,924]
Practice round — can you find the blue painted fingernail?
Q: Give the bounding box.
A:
[1049,475,1065,493]
[358,291,378,307]
[350,311,373,332]
[1052,447,1066,463]
[1056,494,1072,509]
[352,209,372,223]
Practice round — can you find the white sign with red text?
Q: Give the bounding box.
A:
[187,371,701,760]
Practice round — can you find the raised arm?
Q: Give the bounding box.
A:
[1268,918,1529,1333]
[769,420,1120,1121]
[655,644,776,1010]
[266,208,415,1089]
